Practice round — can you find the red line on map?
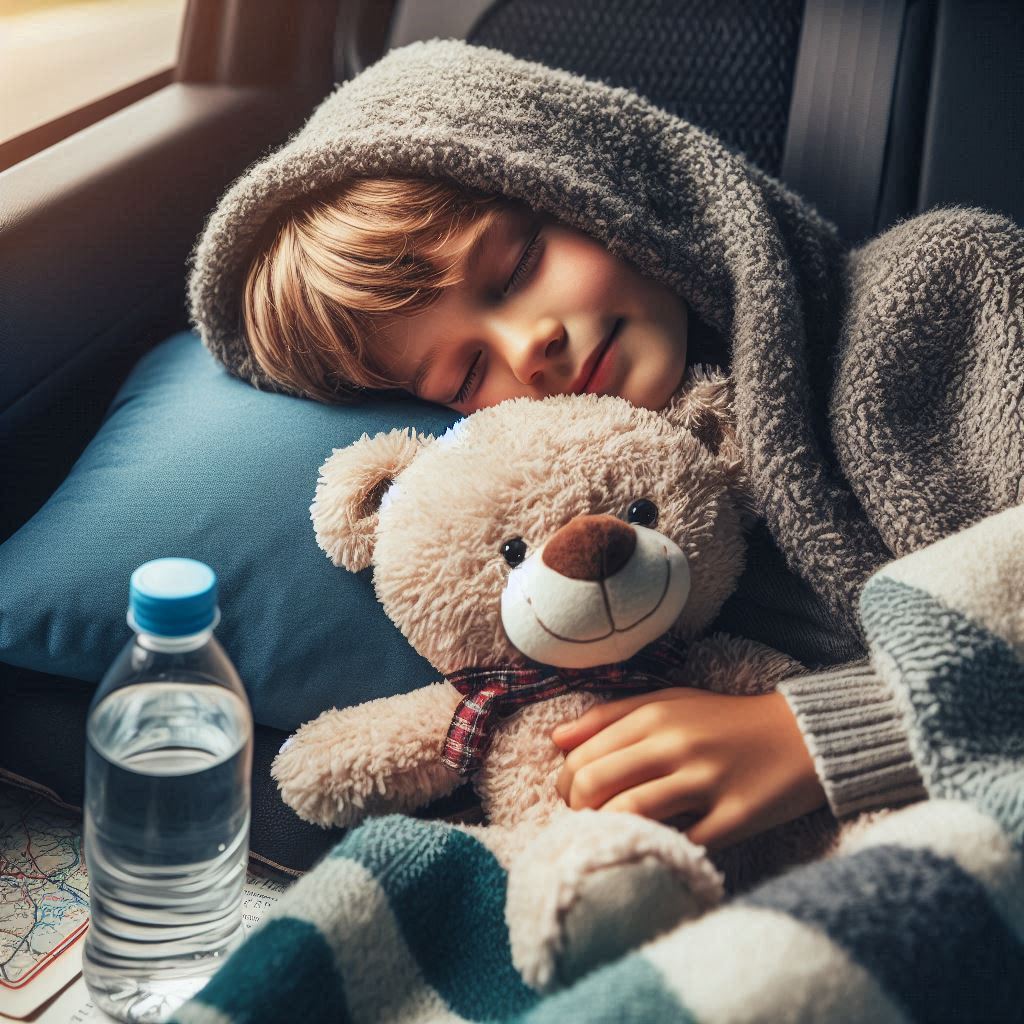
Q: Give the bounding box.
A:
[0,922,89,990]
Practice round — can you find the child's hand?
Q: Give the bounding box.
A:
[551,688,826,851]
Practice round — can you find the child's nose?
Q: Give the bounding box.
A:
[504,316,566,385]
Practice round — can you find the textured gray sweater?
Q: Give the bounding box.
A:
[188,40,1024,818]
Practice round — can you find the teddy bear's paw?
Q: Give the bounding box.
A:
[505,809,723,992]
[270,684,465,827]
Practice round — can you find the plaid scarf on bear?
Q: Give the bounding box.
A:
[440,638,688,774]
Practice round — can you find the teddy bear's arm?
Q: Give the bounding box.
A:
[681,633,804,696]
[271,681,465,828]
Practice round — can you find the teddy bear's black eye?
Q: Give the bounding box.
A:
[627,499,658,527]
[501,538,528,567]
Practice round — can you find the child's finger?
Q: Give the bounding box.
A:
[684,798,750,852]
[601,773,707,821]
[560,740,664,810]
[550,686,687,749]
[557,710,654,790]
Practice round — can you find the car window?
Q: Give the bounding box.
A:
[0,0,187,149]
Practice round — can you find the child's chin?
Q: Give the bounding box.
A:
[623,373,685,412]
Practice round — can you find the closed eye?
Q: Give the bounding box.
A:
[451,225,543,405]
[505,229,543,294]
[452,350,482,404]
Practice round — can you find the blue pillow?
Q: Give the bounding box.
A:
[0,332,458,732]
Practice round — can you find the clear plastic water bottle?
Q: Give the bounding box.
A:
[83,558,253,1023]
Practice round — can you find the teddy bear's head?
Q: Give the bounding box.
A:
[311,370,753,678]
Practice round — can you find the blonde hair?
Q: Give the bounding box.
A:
[241,176,510,402]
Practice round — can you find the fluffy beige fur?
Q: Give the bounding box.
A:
[273,369,839,991]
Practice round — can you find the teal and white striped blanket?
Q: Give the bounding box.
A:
[172,506,1024,1024]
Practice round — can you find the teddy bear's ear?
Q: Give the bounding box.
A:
[310,428,428,572]
[665,366,739,457]
[665,366,757,520]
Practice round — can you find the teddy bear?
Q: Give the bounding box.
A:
[272,368,839,992]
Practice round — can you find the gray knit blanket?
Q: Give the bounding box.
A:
[169,506,1024,1024]
[188,39,1024,639]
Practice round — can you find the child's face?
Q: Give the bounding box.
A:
[372,207,689,413]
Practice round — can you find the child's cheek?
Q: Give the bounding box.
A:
[545,228,624,304]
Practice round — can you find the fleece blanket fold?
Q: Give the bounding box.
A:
[170,507,1024,1024]
[187,39,1024,636]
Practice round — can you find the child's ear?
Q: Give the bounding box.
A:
[310,428,429,572]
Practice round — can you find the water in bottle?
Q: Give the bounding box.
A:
[83,558,253,1023]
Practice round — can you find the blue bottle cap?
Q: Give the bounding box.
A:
[128,558,219,637]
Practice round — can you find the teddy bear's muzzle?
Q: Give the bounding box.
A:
[541,514,636,581]
[500,519,691,669]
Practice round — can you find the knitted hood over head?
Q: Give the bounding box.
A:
[188,39,1024,637]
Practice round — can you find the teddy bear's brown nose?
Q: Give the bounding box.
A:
[542,514,637,581]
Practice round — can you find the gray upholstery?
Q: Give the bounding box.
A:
[387,0,492,48]
[466,0,804,177]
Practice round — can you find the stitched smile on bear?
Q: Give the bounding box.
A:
[501,514,691,668]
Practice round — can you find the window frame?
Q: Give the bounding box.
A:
[0,68,176,174]
[0,0,346,542]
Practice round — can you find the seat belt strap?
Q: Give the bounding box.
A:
[781,0,909,242]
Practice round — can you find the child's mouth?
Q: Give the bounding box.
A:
[581,318,623,395]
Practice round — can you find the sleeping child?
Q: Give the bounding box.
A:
[187,39,1024,853]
